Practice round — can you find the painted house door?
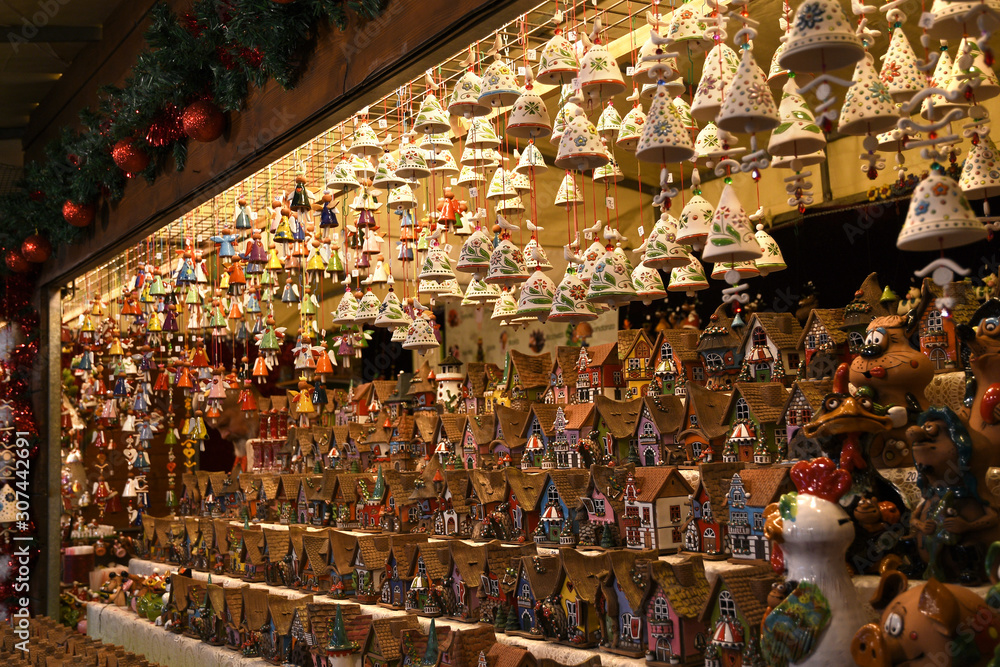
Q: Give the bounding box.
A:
[656,638,671,662]
[754,363,771,382]
[522,609,532,630]
[644,448,656,467]
[703,528,717,552]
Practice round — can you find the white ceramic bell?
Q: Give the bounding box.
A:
[556,102,610,172]
[354,289,382,324]
[457,228,493,273]
[373,152,405,189]
[515,143,547,173]
[616,104,647,152]
[596,103,622,139]
[632,263,667,305]
[486,238,529,285]
[449,70,491,118]
[691,44,740,123]
[879,28,924,103]
[717,46,780,135]
[517,269,556,320]
[419,247,457,282]
[754,224,787,275]
[332,290,359,325]
[465,118,502,149]
[677,194,715,250]
[548,269,598,322]
[838,53,899,135]
[960,133,1000,199]
[897,173,987,251]
[537,28,580,85]
[701,185,763,264]
[414,92,452,135]
[395,145,431,180]
[778,0,864,73]
[554,173,583,207]
[636,83,695,163]
[769,78,826,157]
[668,255,710,294]
[479,58,520,108]
[374,290,409,329]
[507,82,552,139]
[349,122,382,157]
[402,317,440,352]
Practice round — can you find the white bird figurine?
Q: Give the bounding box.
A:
[526,220,543,233]
[496,214,519,232]
[424,71,439,91]
[486,34,503,61]
[582,219,602,238]
[603,225,627,244]
[563,244,583,264]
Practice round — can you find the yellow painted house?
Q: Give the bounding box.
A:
[618,329,655,399]
[558,547,606,646]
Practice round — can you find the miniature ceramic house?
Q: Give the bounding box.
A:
[637,396,685,466]
[652,330,706,396]
[622,468,693,553]
[778,379,832,460]
[683,461,746,558]
[261,527,289,586]
[555,547,607,647]
[498,350,553,410]
[521,404,559,468]
[223,584,248,650]
[601,549,658,657]
[438,355,466,410]
[438,624,497,667]
[576,342,623,401]
[797,308,849,380]
[560,403,596,466]
[535,469,590,545]
[619,329,657,398]
[240,586,271,656]
[698,564,778,667]
[328,529,358,599]
[399,621,451,667]
[301,532,332,592]
[678,384,732,464]
[545,346,582,405]
[594,395,644,464]
[918,278,978,372]
[445,541,489,622]
[307,602,368,667]
[468,470,509,537]
[242,527,266,582]
[439,415,469,466]
[736,313,803,386]
[464,414,496,470]
[380,535,430,609]
[721,383,791,464]
[697,306,743,391]
[405,543,452,616]
[505,468,547,541]
[581,464,631,547]
[640,556,711,667]
[492,406,529,466]
[330,472,374,528]
[362,616,421,667]
[510,554,561,637]
[481,541,537,624]
[351,534,390,604]
[261,594,313,665]
[463,362,497,415]
[726,467,793,562]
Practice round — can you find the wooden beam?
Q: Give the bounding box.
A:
[37,0,538,286]
[1,24,102,43]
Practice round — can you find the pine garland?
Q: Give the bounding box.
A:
[0,0,388,255]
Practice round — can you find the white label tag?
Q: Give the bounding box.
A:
[637,225,644,237]
[567,31,576,41]
[527,49,537,61]
[155,252,162,260]
[159,346,165,352]
[572,77,581,91]
[250,211,258,220]
[918,11,935,28]
[450,178,458,185]
[626,66,635,76]
[444,243,453,253]
[469,187,478,198]
[378,119,387,128]
[606,197,616,210]
[584,230,594,240]
[351,269,359,277]
[517,66,526,76]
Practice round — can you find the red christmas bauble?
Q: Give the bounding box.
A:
[5,249,29,273]
[182,100,225,142]
[112,138,150,173]
[21,234,51,263]
[62,201,95,227]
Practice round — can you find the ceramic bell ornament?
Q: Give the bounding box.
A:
[507,65,551,140]
[396,142,431,180]
[390,317,412,342]
[579,234,608,283]
[768,78,827,157]
[418,278,449,296]
[414,80,452,135]
[632,263,666,305]
[517,267,556,321]
[419,246,457,282]
[479,35,520,108]
[349,122,382,157]
[879,27,923,103]
[332,290,359,325]
[716,46,780,135]
[402,316,440,353]
[536,13,579,85]
[666,1,712,54]
[556,100,610,172]
[436,278,464,302]
[960,131,1000,200]
[710,259,759,281]
[523,222,552,272]
[578,18,627,105]
[495,195,525,215]
[838,53,899,135]
[432,151,460,176]
[449,50,492,118]
[373,290,408,329]
[491,289,519,324]
[897,172,987,251]
[388,184,417,210]
[754,223,786,275]
[554,173,583,207]
[515,143,547,174]
[510,170,531,193]
[596,103,622,139]
[354,289,382,324]
[486,216,529,285]
[549,254,598,322]
[616,103,647,151]
[767,41,790,95]
[643,211,690,270]
[486,168,518,201]
[457,226,493,273]
[677,193,715,250]
[587,243,636,307]
[691,44,740,123]
[668,255,710,294]
[457,165,485,188]
[778,0,864,73]
[702,184,763,270]
[465,117,501,149]
[327,158,362,193]
[948,38,1000,103]
[594,155,625,183]
[373,152,405,189]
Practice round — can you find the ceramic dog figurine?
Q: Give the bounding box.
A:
[905,407,999,584]
[851,569,1000,667]
[849,313,935,468]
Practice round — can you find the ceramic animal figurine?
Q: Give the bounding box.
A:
[905,407,999,584]
[845,493,905,575]
[851,569,1000,667]
[849,314,935,468]
[761,457,866,667]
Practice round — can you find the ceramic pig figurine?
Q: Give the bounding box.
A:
[852,570,1000,667]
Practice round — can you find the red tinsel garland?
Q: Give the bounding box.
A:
[0,273,40,619]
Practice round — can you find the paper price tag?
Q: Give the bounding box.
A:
[517,66,526,76]
[527,49,537,61]
[351,269,360,277]
[584,230,594,240]
[572,77,581,91]
[155,252,162,260]
[378,119,388,128]
[469,187,479,198]
[250,211,258,220]
[626,66,635,76]
[918,11,935,28]
[450,178,458,185]
[444,244,453,253]
[637,226,644,237]
[567,31,576,41]
[606,197,616,210]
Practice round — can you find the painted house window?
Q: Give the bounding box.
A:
[754,513,764,531]
[849,331,864,351]
[418,558,427,578]
[703,501,713,522]
[622,613,642,640]
[660,343,673,361]
[531,421,542,438]
[593,498,605,516]
[752,328,767,347]
[689,414,699,427]
[719,591,736,618]
[566,600,578,628]
[642,422,656,438]
[735,398,750,422]
[614,371,623,385]
[521,582,531,599]
[693,367,704,381]
[732,511,748,525]
[653,596,670,621]
[408,506,420,522]
[628,358,642,371]
[925,310,944,333]
[670,505,681,523]
[706,353,723,370]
